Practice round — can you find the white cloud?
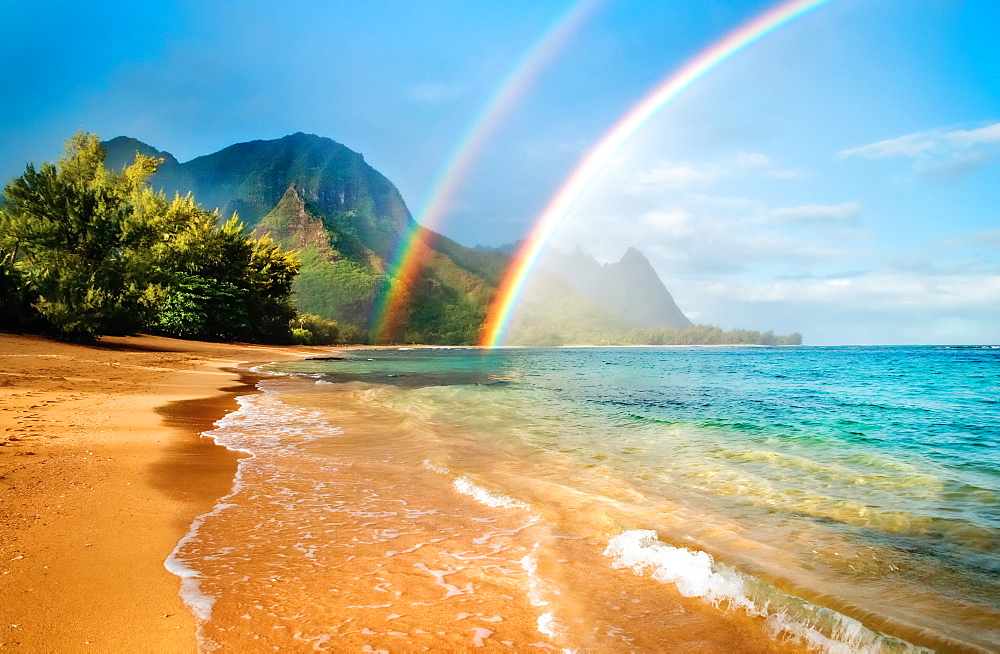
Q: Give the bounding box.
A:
[637,162,717,190]
[950,122,1000,148]
[839,121,1000,179]
[687,271,1000,310]
[767,202,861,225]
[634,150,804,192]
[555,199,857,277]
[839,133,938,159]
[639,207,697,239]
[670,271,1000,344]
[941,228,1000,251]
[765,168,806,180]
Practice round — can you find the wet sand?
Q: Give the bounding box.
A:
[0,334,329,651]
[179,375,812,653]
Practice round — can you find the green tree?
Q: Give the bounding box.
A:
[0,242,37,332]
[153,213,300,341]
[0,131,301,342]
[0,132,164,338]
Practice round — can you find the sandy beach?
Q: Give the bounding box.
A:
[0,333,327,652]
[0,336,806,653]
[6,336,984,652]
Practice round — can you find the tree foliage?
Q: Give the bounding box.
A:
[290,313,343,345]
[0,131,300,342]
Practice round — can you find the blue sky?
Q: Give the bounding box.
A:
[2,0,998,344]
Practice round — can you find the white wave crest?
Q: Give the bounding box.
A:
[421,459,450,475]
[604,530,752,609]
[520,545,548,608]
[452,476,530,510]
[603,530,929,654]
[537,612,559,638]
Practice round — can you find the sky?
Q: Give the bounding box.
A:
[2,0,998,345]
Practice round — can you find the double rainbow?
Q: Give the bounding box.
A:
[373,0,605,342]
[480,0,831,347]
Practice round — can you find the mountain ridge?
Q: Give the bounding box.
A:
[105,133,493,341]
[104,132,410,260]
[99,133,798,345]
[541,246,692,330]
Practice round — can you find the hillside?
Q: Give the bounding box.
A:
[104,133,409,259]
[103,134,506,343]
[100,133,798,346]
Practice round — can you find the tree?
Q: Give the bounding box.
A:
[0,132,163,338]
[0,241,37,333]
[0,131,301,342]
[152,212,300,341]
[290,314,341,345]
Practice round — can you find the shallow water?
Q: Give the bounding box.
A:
[170,346,1000,652]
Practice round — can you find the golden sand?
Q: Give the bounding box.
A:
[0,334,329,651]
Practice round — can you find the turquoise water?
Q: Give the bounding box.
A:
[177,346,1000,652]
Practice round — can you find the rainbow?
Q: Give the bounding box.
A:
[481,0,831,347]
[373,0,604,342]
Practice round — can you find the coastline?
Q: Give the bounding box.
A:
[5,340,989,650]
[170,351,818,652]
[0,334,331,651]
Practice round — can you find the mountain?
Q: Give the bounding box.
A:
[104,132,409,260]
[103,136,180,168]
[255,184,382,330]
[498,245,691,345]
[506,246,801,346]
[540,246,691,330]
[100,133,795,346]
[103,133,505,343]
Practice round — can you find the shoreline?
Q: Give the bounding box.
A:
[0,334,334,651]
[169,355,817,652]
[6,339,983,651]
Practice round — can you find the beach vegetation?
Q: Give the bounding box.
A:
[98,135,519,345]
[290,313,342,345]
[627,325,803,346]
[0,248,40,333]
[0,131,300,342]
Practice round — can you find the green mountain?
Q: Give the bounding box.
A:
[104,133,408,259]
[101,133,799,346]
[103,133,506,343]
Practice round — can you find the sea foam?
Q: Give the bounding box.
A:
[165,386,343,648]
[452,476,531,510]
[604,530,751,609]
[422,459,531,511]
[603,530,930,654]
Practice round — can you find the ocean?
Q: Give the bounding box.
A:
[168,346,1000,652]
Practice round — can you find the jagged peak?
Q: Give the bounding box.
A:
[279,182,304,203]
[541,243,691,330]
[268,184,312,220]
[618,246,649,266]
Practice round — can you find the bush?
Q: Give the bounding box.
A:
[292,314,340,345]
[291,328,314,345]
[156,275,251,341]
